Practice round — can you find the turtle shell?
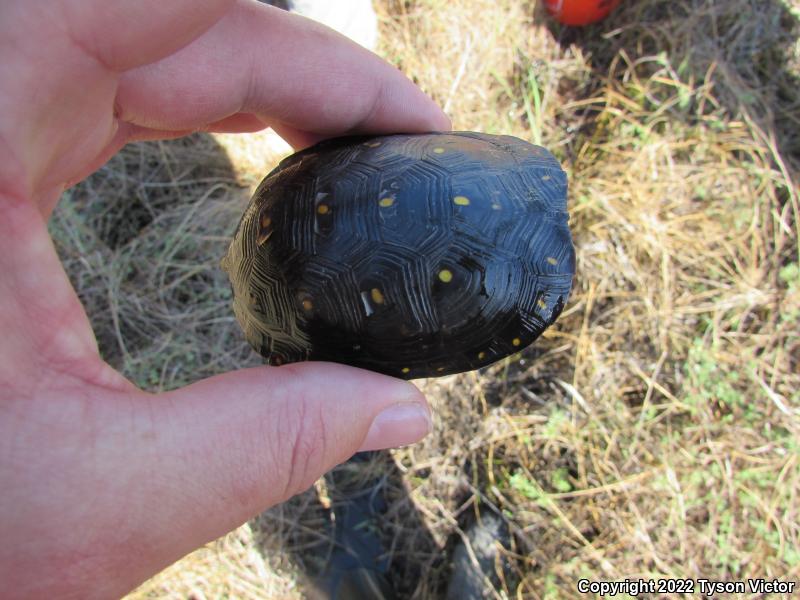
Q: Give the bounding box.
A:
[221,131,575,379]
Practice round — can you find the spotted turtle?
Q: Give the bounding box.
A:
[221,131,575,379]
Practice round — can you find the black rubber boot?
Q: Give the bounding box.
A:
[305,452,396,600]
[446,512,511,599]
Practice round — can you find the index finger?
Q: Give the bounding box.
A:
[116,2,451,143]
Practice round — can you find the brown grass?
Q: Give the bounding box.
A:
[51,0,799,597]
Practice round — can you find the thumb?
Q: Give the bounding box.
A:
[138,361,429,566]
[161,362,430,506]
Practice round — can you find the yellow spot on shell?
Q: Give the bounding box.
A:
[438,269,453,283]
[317,204,330,215]
[257,213,273,245]
[402,367,410,374]
[436,366,445,372]
[537,299,547,310]
[512,338,521,347]
[453,195,470,206]
[478,351,486,360]
[379,197,394,207]
[433,147,445,154]
[491,203,502,210]
[542,175,552,181]
[546,257,558,265]
[370,287,385,304]
[365,141,381,147]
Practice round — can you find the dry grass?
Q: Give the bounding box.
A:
[50,0,799,597]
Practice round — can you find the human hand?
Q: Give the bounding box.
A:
[0,1,449,597]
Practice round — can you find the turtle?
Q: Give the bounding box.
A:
[221,131,575,379]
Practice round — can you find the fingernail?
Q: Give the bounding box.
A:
[358,402,432,452]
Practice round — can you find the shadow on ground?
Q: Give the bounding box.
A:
[51,134,258,390]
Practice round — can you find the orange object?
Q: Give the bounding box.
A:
[543,0,622,26]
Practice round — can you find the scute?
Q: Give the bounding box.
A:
[222,131,575,379]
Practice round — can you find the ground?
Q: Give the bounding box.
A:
[50,0,799,598]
